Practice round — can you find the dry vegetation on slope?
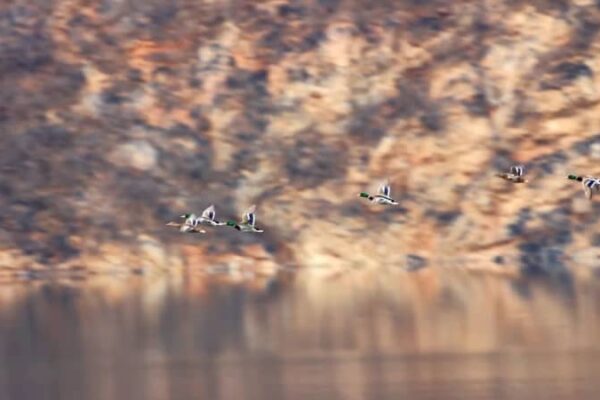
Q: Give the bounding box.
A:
[1,0,600,282]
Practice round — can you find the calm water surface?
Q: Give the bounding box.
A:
[1,267,600,400]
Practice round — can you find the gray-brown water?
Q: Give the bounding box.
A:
[1,267,600,400]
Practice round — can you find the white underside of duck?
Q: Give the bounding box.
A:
[371,195,398,205]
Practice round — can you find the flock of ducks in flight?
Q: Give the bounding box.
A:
[166,165,599,235]
[166,204,264,234]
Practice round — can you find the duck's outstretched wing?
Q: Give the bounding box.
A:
[378,181,391,197]
[242,205,256,226]
[201,205,216,221]
[582,178,599,200]
[510,165,524,177]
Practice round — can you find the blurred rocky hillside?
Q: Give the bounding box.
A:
[2,0,600,281]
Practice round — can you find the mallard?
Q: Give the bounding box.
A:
[359,181,398,205]
[226,205,264,232]
[197,204,226,226]
[568,174,600,200]
[166,213,206,233]
[496,165,528,183]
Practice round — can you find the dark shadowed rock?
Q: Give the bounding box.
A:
[509,91,532,127]
[285,135,347,189]
[230,147,260,177]
[0,17,53,74]
[464,92,490,117]
[489,149,514,172]
[188,108,212,133]
[347,103,387,144]
[521,0,569,13]
[540,62,594,90]
[317,0,341,14]
[108,173,171,237]
[287,67,311,82]
[49,235,80,261]
[571,134,600,156]
[278,4,306,18]
[406,254,428,271]
[340,201,364,218]
[21,125,74,149]
[162,123,213,180]
[507,208,532,236]
[531,151,568,175]
[432,210,460,226]
[420,104,445,132]
[539,208,572,243]
[591,233,600,247]
[409,16,445,41]
[226,69,269,91]
[572,17,600,50]
[299,30,326,52]
[390,80,426,119]
[0,60,84,124]
[0,126,96,196]
[101,88,127,105]
[553,62,593,80]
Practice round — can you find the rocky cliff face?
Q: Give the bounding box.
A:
[1,0,600,280]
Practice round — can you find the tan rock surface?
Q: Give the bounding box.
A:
[1,0,600,282]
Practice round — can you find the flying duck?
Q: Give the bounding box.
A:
[197,205,226,226]
[568,174,600,200]
[226,205,264,232]
[496,165,528,183]
[166,213,206,233]
[359,181,399,205]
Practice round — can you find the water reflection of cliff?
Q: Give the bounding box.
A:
[1,269,600,399]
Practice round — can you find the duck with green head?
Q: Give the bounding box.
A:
[568,174,600,200]
[226,205,264,232]
[166,213,206,233]
[359,180,398,205]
